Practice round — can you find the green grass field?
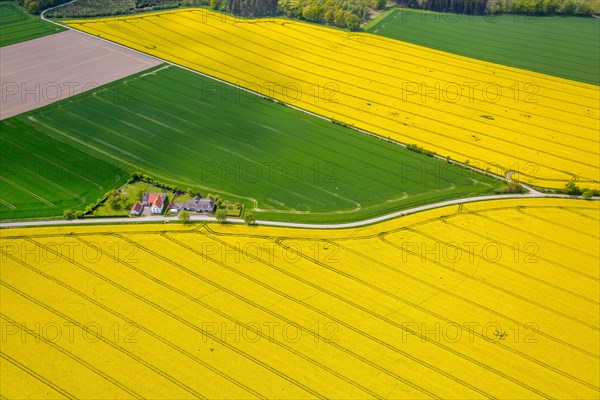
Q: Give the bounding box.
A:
[367,8,600,85]
[0,2,65,47]
[0,65,503,223]
[0,121,128,220]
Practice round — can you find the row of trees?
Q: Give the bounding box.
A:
[279,0,359,29]
[210,0,386,29]
[22,0,384,29]
[278,0,385,28]
[503,0,597,15]
[400,0,598,15]
[17,0,72,13]
[402,0,488,14]
[45,0,206,18]
[211,0,279,17]
[565,182,597,199]
[20,0,599,19]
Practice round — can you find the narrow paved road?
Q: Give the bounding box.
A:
[1,193,593,230]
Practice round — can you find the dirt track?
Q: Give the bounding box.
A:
[0,30,161,120]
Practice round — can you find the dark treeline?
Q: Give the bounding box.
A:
[17,0,71,13]
[403,0,487,14]
[44,0,206,17]
[211,0,386,29]
[400,0,598,15]
[18,0,598,21]
[19,0,381,27]
[135,0,195,7]
[224,0,278,17]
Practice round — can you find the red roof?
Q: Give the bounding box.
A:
[148,193,160,204]
[153,195,163,209]
[131,203,142,213]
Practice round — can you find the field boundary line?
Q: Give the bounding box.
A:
[1,193,598,229]
[23,5,596,230]
[0,199,16,210]
[159,233,493,398]
[102,234,419,399]
[0,251,266,399]
[39,4,526,190]
[0,176,55,207]
[0,312,144,399]
[0,350,75,399]
[23,238,327,399]
[333,240,600,359]
[0,276,207,399]
[78,16,599,185]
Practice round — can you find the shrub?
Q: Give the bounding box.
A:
[406,143,435,157]
[216,209,228,223]
[565,181,581,195]
[243,211,255,225]
[333,9,346,26]
[178,209,191,223]
[345,13,361,30]
[63,209,75,220]
[582,190,593,200]
[27,1,39,13]
[371,0,386,9]
[496,182,526,194]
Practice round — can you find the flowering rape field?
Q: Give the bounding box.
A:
[65,9,600,190]
[1,198,598,398]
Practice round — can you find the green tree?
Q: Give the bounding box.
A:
[575,0,592,14]
[370,0,386,9]
[135,189,145,202]
[27,1,39,13]
[565,181,581,195]
[333,9,345,26]
[302,5,320,21]
[345,13,361,30]
[227,0,278,17]
[63,209,75,220]
[559,0,577,13]
[543,0,560,13]
[323,8,335,23]
[74,210,84,219]
[497,182,525,194]
[108,190,122,209]
[178,210,191,223]
[243,211,255,225]
[216,209,228,223]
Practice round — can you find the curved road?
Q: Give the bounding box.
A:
[12,4,590,231]
[1,193,594,230]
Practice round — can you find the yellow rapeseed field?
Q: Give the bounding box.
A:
[65,10,600,189]
[1,198,598,398]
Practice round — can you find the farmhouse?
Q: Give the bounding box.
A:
[173,196,215,214]
[130,202,143,216]
[142,192,167,214]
